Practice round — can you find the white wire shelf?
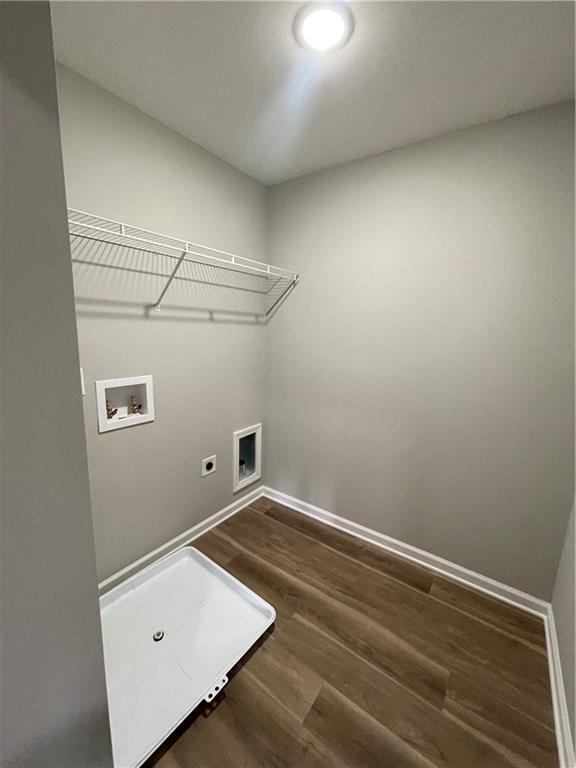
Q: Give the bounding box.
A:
[68,209,299,317]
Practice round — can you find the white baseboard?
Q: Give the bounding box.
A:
[545,604,576,768]
[98,483,574,766]
[259,485,574,767]
[97,486,263,593]
[259,486,548,616]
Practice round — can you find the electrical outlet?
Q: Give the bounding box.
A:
[202,455,217,477]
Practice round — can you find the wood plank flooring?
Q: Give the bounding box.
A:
[145,497,558,768]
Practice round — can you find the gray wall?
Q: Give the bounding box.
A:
[56,66,268,582]
[266,102,574,599]
[553,503,575,743]
[56,62,574,601]
[0,5,112,766]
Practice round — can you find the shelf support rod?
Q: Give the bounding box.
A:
[264,276,299,317]
[154,250,187,311]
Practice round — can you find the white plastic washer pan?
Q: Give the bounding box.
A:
[99,546,276,768]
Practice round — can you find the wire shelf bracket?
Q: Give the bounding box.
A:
[67,209,299,317]
[153,251,187,312]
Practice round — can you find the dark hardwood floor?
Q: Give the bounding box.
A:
[146,497,558,768]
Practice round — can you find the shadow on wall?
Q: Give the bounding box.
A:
[71,238,298,324]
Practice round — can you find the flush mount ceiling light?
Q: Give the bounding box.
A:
[294,3,354,52]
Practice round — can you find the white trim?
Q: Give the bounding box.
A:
[97,486,263,593]
[233,423,262,492]
[97,483,574,763]
[260,486,574,765]
[259,486,548,616]
[259,485,574,765]
[545,604,576,768]
[95,374,155,433]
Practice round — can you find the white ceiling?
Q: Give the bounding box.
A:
[52,2,574,185]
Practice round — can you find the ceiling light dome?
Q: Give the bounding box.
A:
[294,4,354,52]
